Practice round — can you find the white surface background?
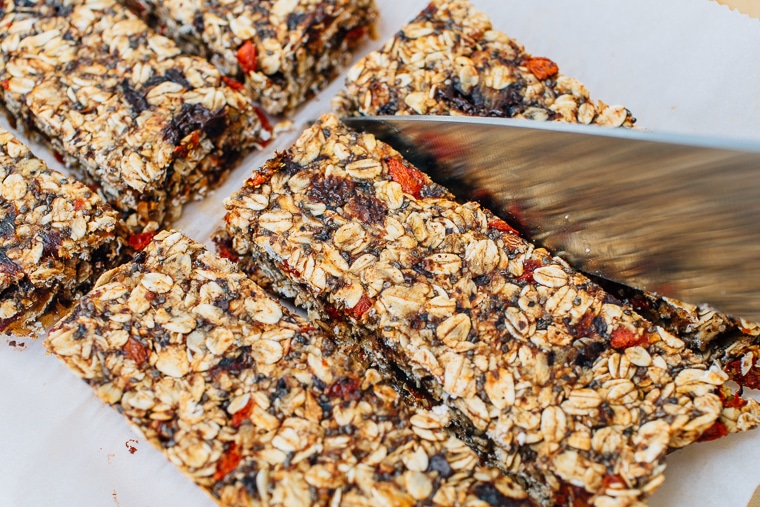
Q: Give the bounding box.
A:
[2,1,760,506]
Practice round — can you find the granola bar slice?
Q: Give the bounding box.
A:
[0,127,120,335]
[46,230,533,507]
[332,0,760,400]
[333,0,634,127]
[222,114,760,506]
[0,0,268,233]
[122,0,377,115]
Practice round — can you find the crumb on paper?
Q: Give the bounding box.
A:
[125,439,138,455]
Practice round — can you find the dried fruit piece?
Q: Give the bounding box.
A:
[488,217,519,235]
[128,231,157,251]
[123,337,149,365]
[609,327,648,350]
[386,156,426,199]
[237,40,257,74]
[214,443,242,481]
[524,57,559,81]
[221,76,244,91]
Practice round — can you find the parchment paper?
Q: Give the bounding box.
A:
[2,1,760,506]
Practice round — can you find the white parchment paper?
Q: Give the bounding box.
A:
[2,1,760,506]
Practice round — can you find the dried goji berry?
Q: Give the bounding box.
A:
[246,171,271,189]
[221,75,245,91]
[487,217,519,235]
[724,357,760,390]
[73,198,86,211]
[237,40,257,74]
[386,156,426,199]
[173,131,200,157]
[254,107,272,147]
[345,294,373,320]
[525,57,559,81]
[128,231,156,251]
[609,327,648,350]
[214,443,242,481]
[0,80,9,91]
[698,420,728,442]
[231,398,254,428]
[719,386,748,410]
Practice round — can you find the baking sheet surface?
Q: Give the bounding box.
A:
[2,1,760,506]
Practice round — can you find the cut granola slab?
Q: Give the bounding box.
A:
[223,114,760,506]
[0,0,268,233]
[46,230,534,507]
[0,127,120,335]
[122,0,377,115]
[333,0,634,127]
[332,0,760,379]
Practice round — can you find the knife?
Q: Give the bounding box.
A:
[343,115,760,322]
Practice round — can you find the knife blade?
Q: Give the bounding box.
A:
[343,115,760,321]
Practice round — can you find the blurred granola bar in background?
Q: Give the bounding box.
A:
[0,0,267,233]
[122,0,378,114]
[333,0,633,127]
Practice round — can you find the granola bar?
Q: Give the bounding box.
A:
[333,0,634,127]
[222,114,760,506]
[46,230,534,507]
[0,0,268,233]
[122,0,377,115]
[332,0,760,388]
[0,127,120,335]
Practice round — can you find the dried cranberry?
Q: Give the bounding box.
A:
[344,26,367,45]
[214,235,239,262]
[41,230,62,258]
[327,376,361,400]
[516,259,542,283]
[163,103,227,146]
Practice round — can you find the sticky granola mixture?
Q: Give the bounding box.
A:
[222,114,760,506]
[333,0,634,127]
[122,0,377,115]
[0,0,267,233]
[47,230,535,507]
[0,127,119,335]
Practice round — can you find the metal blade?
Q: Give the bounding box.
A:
[343,115,760,321]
